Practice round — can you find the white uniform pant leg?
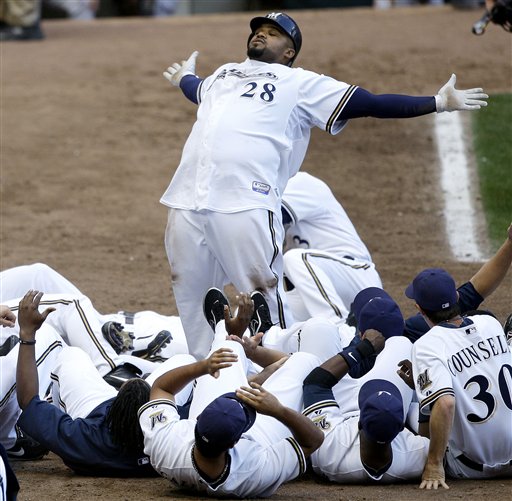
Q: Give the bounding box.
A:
[261,323,302,354]
[144,354,197,407]
[297,317,343,362]
[41,294,122,376]
[0,325,63,448]
[188,323,250,420]
[284,249,382,326]
[0,263,82,302]
[165,209,228,361]
[205,209,294,330]
[0,452,6,499]
[51,346,117,419]
[246,352,320,446]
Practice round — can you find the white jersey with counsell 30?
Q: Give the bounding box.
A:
[412,314,512,476]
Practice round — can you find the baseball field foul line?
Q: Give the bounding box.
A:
[434,112,485,263]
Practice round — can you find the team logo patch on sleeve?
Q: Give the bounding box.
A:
[149,410,167,430]
[252,181,270,195]
[311,410,331,431]
[417,369,432,392]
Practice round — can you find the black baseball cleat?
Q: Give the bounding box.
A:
[7,425,49,461]
[504,313,512,345]
[132,330,173,361]
[249,291,273,337]
[0,335,19,356]
[103,363,142,390]
[203,288,229,332]
[101,321,134,354]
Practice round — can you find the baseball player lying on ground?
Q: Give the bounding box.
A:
[138,287,324,498]
[13,290,157,477]
[161,11,489,363]
[281,171,382,327]
[302,296,429,483]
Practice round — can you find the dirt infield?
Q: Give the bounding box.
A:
[2,4,511,500]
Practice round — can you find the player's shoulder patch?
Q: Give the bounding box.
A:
[417,368,432,393]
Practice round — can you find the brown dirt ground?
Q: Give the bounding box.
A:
[1,4,511,500]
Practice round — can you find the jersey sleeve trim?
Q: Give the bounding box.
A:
[285,437,307,475]
[137,398,177,418]
[325,85,358,134]
[197,79,205,104]
[303,399,339,417]
[281,200,297,226]
[419,387,455,414]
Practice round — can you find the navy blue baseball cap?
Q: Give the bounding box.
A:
[358,297,404,339]
[358,379,404,444]
[351,287,393,327]
[405,268,457,311]
[195,392,256,455]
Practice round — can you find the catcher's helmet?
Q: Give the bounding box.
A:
[248,12,302,65]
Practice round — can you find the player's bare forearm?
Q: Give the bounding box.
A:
[16,291,55,409]
[470,222,512,298]
[272,405,324,457]
[248,356,288,385]
[420,395,454,490]
[150,347,238,400]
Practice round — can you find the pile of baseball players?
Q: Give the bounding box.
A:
[1,11,511,500]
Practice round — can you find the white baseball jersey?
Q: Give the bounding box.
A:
[303,406,429,483]
[161,59,353,215]
[139,327,320,498]
[282,172,372,260]
[281,172,382,324]
[161,59,356,360]
[412,314,512,475]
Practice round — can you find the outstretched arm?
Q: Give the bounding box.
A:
[470,222,512,298]
[150,347,238,401]
[16,291,55,409]
[339,74,488,120]
[163,51,202,104]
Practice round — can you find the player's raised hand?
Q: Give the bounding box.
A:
[205,347,238,378]
[419,461,449,490]
[435,74,488,112]
[360,328,385,354]
[225,293,254,338]
[163,50,199,87]
[18,290,55,339]
[397,359,414,389]
[0,305,16,328]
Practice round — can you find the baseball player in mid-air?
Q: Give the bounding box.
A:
[161,11,488,361]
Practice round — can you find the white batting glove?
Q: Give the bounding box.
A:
[435,74,488,112]
[163,51,198,87]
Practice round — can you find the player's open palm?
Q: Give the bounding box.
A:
[225,293,254,338]
[419,461,449,490]
[205,347,238,378]
[236,382,281,416]
[18,290,55,335]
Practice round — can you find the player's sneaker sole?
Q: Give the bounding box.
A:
[249,291,273,337]
[203,288,229,332]
[132,330,173,360]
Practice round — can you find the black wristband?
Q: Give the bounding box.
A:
[19,339,36,345]
[355,339,375,358]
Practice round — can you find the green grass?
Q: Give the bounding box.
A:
[472,93,512,250]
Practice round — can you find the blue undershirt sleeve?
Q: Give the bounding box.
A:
[338,87,436,120]
[179,74,202,104]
